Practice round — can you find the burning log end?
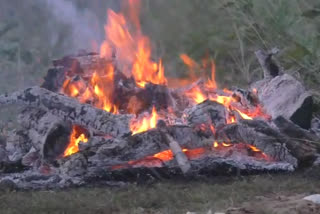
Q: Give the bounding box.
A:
[255,48,280,79]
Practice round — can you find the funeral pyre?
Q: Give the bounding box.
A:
[0,0,320,189]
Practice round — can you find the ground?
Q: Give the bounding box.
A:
[0,172,319,214]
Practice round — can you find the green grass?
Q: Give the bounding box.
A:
[0,173,319,214]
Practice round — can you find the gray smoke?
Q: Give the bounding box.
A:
[45,0,105,53]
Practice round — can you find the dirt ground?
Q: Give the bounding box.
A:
[0,172,320,214]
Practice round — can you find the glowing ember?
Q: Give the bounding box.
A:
[153,149,173,161]
[63,126,89,157]
[130,107,158,135]
[153,147,206,162]
[222,143,232,147]
[113,143,270,170]
[213,141,219,148]
[235,109,253,120]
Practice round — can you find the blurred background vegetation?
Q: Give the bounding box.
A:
[0,0,319,95]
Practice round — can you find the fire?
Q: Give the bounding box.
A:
[205,59,217,89]
[180,54,217,88]
[213,141,233,148]
[130,107,158,135]
[182,54,268,123]
[113,143,270,170]
[59,0,272,161]
[153,147,206,162]
[180,54,198,80]
[248,145,263,153]
[62,0,166,115]
[213,141,268,159]
[100,1,167,87]
[132,39,167,87]
[186,86,207,104]
[91,70,118,114]
[235,109,253,120]
[153,149,173,161]
[62,62,118,114]
[213,141,219,148]
[63,126,89,157]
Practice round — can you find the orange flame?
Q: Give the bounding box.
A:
[130,107,158,135]
[180,54,198,80]
[100,1,167,87]
[205,59,217,89]
[63,126,89,157]
[62,63,118,114]
[152,147,206,162]
[186,86,207,104]
[91,68,118,114]
[153,149,173,161]
[235,109,253,120]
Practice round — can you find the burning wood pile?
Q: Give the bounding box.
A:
[0,1,320,189]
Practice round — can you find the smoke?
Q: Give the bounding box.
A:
[44,0,117,53]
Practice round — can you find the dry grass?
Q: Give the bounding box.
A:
[0,173,319,214]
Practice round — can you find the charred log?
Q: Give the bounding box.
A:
[0,86,132,136]
[83,125,210,167]
[216,119,298,167]
[185,100,227,132]
[273,116,320,166]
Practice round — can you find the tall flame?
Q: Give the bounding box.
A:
[100,1,167,87]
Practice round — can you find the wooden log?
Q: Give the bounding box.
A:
[18,108,66,151]
[252,74,313,129]
[157,122,191,174]
[0,86,132,137]
[253,49,313,129]
[163,132,191,174]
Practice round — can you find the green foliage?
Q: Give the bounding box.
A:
[140,0,320,90]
